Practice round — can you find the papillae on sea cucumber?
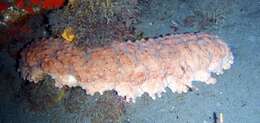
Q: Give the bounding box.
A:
[19,33,233,102]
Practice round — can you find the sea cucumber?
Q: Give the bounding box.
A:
[19,33,233,102]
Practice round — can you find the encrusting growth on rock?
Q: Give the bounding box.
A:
[19,33,233,102]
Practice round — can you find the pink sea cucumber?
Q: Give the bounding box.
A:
[19,33,233,102]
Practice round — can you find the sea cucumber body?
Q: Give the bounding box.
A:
[20,33,233,101]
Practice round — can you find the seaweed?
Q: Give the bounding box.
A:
[48,0,141,47]
[19,77,67,112]
[182,0,233,31]
[64,89,127,123]
[87,91,126,123]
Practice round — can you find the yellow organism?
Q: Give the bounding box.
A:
[62,27,76,42]
[68,0,77,9]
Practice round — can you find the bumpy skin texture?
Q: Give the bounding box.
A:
[20,33,233,101]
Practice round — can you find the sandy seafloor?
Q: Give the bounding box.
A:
[0,0,260,123]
